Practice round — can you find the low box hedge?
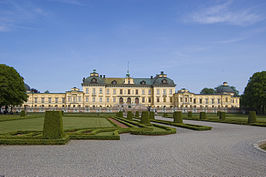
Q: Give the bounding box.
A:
[43,111,64,139]
[248,111,256,123]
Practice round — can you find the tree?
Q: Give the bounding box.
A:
[241,71,266,114]
[200,88,216,94]
[0,64,28,113]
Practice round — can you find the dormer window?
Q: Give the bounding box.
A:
[111,80,117,85]
[91,78,97,83]
[162,79,167,84]
[140,80,146,85]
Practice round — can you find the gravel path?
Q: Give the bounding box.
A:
[0,116,266,177]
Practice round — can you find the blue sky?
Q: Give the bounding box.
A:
[1,0,266,94]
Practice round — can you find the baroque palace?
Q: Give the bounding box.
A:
[22,70,240,112]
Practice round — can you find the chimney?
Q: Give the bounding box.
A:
[161,71,164,74]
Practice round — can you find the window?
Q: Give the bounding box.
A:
[92,97,95,103]
[162,79,167,84]
[73,97,76,103]
[169,89,172,95]
[148,90,151,95]
[142,89,145,95]
[113,89,116,95]
[148,97,151,103]
[41,97,44,103]
[140,80,146,85]
[136,89,138,95]
[93,88,96,94]
[113,97,116,103]
[185,98,188,102]
[62,98,65,103]
[190,98,192,102]
[157,97,160,102]
[163,89,166,95]
[106,89,109,95]
[86,97,89,102]
[157,89,160,95]
[68,97,71,102]
[128,80,130,84]
[99,97,102,102]
[212,99,214,104]
[180,98,183,102]
[142,97,145,103]
[170,97,172,102]
[163,97,166,102]
[78,96,81,102]
[205,98,208,104]
[99,88,102,94]
[55,97,58,103]
[48,97,51,103]
[128,89,130,94]
[34,97,38,103]
[86,88,88,94]
[91,78,97,83]
[199,99,202,104]
[107,97,109,103]
[111,80,117,85]
[120,89,123,94]
[225,97,228,102]
[194,99,196,104]
[218,99,220,104]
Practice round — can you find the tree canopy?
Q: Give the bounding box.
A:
[200,88,216,94]
[0,64,28,111]
[241,71,266,114]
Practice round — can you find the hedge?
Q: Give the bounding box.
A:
[188,111,192,118]
[163,112,168,117]
[135,111,140,118]
[141,111,150,125]
[200,112,206,120]
[219,112,226,120]
[20,110,26,117]
[173,111,182,123]
[43,111,64,139]
[127,111,133,120]
[217,111,221,117]
[149,111,155,120]
[248,111,256,124]
[116,111,123,118]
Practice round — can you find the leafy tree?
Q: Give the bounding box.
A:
[44,90,50,93]
[200,88,216,94]
[241,71,266,114]
[0,64,28,113]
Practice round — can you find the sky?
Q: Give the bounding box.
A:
[0,0,266,94]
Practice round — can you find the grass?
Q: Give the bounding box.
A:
[0,116,115,134]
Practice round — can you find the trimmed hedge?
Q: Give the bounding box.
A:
[43,111,64,139]
[200,112,206,120]
[188,111,192,118]
[141,111,150,125]
[219,112,226,120]
[20,110,26,117]
[135,111,139,118]
[248,111,256,123]
[173,111,182,123]
[217,111,221,117]
[116,111,123,118]
[149,111,155,120]
[127,111,133,120]
[163,112,168,117]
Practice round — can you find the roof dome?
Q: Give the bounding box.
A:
[24,83,31,91]
[216,82,234,93]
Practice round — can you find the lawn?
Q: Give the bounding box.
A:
[0,116,114,134]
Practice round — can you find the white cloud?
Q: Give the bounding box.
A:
[188,0,264,26]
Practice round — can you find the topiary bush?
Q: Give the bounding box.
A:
[248,111,256,123]
[219,112,226,120]
[43,111,64,139]
[20,110,26,117]
[200,112,206,120]
[127,111,133,120]
[217,111,221,117]
[149,111,155,120]
[188,111,192,118]
[141,111,150,125]
[163,112,168,117]
[135,111,139,118]
[116,111,123,118]
[173,111,182,123]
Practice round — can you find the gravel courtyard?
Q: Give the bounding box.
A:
[0,118,266,177]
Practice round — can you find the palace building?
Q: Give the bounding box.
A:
[22,70,240,112]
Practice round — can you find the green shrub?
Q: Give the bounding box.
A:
[20,110,26,117]
[43,111,64,139]
[141,111,150,125]
[200,112,206,120]
[127,111,133,120]
[149,111,155,120]
[219,112,226,120]
[188,111,192,118]
[248,111,256,123]
[173,111,182,123]
[135,111,139,118]
[217,111,221,117]
[61,110,64,116]
[163,112,168,117]
[116,111,123,118]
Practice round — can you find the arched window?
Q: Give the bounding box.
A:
[127,97,131,104]
[135,97,139,104]
[119,97,123,104]
[140,80,146,85]
[162,79,167,84]
[91,78,97,83]
[111,80,117,85]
